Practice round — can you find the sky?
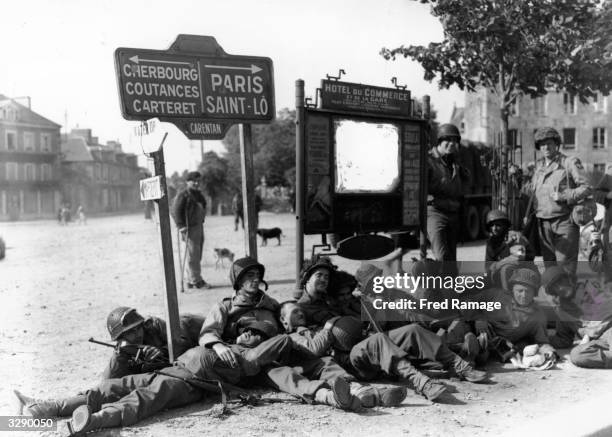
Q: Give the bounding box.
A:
[1,0,464,173]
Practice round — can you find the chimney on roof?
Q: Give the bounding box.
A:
[70,129,93,143]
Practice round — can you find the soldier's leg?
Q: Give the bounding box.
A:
[186,226,204,283]
[538,219,558,267]
[427,208,450,262]
[14,372,155,419]
[570,339,612,369]
[553,216,579,278]
[240,334,293,376]
[386,325,487,382]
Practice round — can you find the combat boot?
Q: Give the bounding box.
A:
[392,358,448,402]
[14,390,86,418]
[352,383,407,408]
[314,378,363,412]
[435,344,488,383]
[65,405,122,436]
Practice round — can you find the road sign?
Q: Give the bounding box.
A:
[176,119,230,140]
[115,44,275,125]
[320,80,411,117]
[134,118,168,153]
[140,176,164,201]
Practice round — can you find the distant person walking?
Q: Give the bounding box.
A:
[77,205,87,225]
[171,171,211,289]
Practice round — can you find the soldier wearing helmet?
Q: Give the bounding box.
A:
[102,307,204,380]
[524,126,592,279]
[427,123,469,275]
[296,257,343,325]
[484,209,535,288]
[472,267,556,361]
[198,257,280,368]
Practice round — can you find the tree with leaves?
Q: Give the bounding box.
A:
[222,108,296,190]
[382,0,612,211]
[197,150,229,204]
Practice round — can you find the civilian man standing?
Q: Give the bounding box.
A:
[172,171,211,289]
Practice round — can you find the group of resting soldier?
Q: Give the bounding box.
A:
[14,246,612,435]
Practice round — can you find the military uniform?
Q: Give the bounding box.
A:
[103,314,205,380]
[16,337,293,433]
[526,152,592,276]
[297,292,341,326]
[171,179,208,287]
[592,173,612,283]
[426,146,468,272]
[570,323,612,368]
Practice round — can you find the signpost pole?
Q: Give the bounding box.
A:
[150,139,181,362]
[295,80,305,282]
[420,96,431,260]
[239,123,258,260]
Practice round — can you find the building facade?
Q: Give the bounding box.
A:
[61,129,142,214]
[460,87,612,171]
[0,95,62,220]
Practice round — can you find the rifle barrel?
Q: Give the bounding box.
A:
[88,337,115,348]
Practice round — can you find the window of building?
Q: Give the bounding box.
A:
[509,97,519,116]
[562,128,576,149]
[594,163,606,173]
[95,163,101,180]
[507,129,518,147]
[86,165,94,180]
[6,131,16,150]
[24,132,34,151]
[564,93,577,114]
[41,134,51,152]
[593,128,606,149]
[41,164,52,180]
[25,164,35,181]
[6,162,18,180]
[533,96,547,116]
[593,93,608,113]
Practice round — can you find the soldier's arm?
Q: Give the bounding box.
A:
[101,352,135,380]
[199,304,228,347]
[565,158,593,204]
[289,327,334,357]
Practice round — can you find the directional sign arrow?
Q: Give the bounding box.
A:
[204,64,262,74]
[129,55,191,66]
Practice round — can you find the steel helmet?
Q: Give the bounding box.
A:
[299,256,336,289]
[508,268,541,292]
[486,209,511,227]
[534,127,561,149]
[437,123,461,142]
[229,257,266,291]
[327,316,365,352]
[571,201,597,227]
[107,307,145,341]
[540,266,570,295]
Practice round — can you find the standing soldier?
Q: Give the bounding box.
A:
[172,171,211,289]
[526,127,592,278]
[427,123,468,275]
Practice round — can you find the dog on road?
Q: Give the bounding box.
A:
[256,228,283,246]
[213,248,235,269]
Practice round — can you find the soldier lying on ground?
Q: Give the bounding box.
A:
[14,330,293,436]
[102,307,204,379]
[198,256,364,411]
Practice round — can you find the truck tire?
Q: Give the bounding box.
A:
[465,205,480,241]
[479,205,491,238]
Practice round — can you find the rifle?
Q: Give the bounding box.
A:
[88,337,169,370]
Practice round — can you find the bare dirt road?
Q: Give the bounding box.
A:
[1,212,611,437]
